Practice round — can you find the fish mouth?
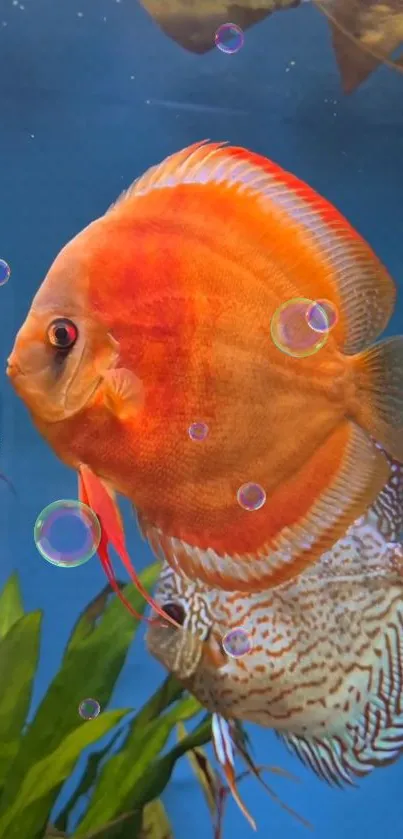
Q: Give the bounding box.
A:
[6,361,23,381]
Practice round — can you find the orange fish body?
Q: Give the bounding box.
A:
[146,453,403,788]
[7,141,403,600]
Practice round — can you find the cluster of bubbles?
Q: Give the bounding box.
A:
[0,259,10,286]
[222,627,252,658]
[34,499,101,567]
[271,297,338,358]
[78,698,101,720]
[214,23,244,55]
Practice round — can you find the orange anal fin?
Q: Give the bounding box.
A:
[211,713,257,832]
[78,465,176,626]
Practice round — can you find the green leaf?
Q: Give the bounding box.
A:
[126,716,212,813]
[65,580,126,652]
[69,800,173,839]
[176,722,217,817]
[0,612,41,791]
[131,718,211,808]
[0,573,24,639]
[124,675,184,740]
[54,729,123,833]
[139,799,173,839]
[0,710,128,839]
[0,564,160,826]
[74,696,202,835]
[73,811,142,839]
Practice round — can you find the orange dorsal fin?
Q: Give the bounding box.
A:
[109,140,395,355]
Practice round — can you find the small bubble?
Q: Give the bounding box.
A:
[188,421,209,442]
[34,499,101,567]
[78,698,101,720]
[222,627,252,658]
[214,23,244,55]
[0,260,10,286]
[271,297,328,358]
[306,299,338,333]
[237,482,266,511]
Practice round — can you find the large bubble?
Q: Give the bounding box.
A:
[270,297,332,358]
[34,499,101,567]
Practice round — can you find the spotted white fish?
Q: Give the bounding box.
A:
[146,455,403,787]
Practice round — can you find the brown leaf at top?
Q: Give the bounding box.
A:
[138,0,301,54]
[314,0,403,92]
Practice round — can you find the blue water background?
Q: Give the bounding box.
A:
[0,0,402,836]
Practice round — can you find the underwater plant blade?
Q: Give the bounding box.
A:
[74,696,202,835]
[0,612,41,791]
[65,579,127,651]
[71,810,142,838]
[0,710,128,839]
[0,572,24,639]
[176,722,217,817]
[139,798,174,839]
[128,716,213,813]
[0,564,160,820]
[54,730,123,833]
[127,675,184,735]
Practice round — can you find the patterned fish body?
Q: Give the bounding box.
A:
[146,455,403,786]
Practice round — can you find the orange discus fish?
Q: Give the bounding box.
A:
[6,141,403,614]
[146,454,403,812]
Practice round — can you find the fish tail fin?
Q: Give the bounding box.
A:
[351,336,403,462]
[78,465,179,628]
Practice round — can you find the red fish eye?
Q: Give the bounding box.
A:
[47,318,78,350]
[161,602,186,626]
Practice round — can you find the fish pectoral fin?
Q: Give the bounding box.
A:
[212,714,257,831]
[351,336,403,461]
[103,368,144,420]
[77,465,171,624]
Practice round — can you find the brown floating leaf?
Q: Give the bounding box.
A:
[314,0,403,92]
[139,0,403,92]
[138,0,300,54]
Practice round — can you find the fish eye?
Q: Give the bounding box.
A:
[161,602,186,626]
[47,318,78,351]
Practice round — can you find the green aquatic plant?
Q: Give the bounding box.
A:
[0,567,306,838]
[0,566,214,839]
